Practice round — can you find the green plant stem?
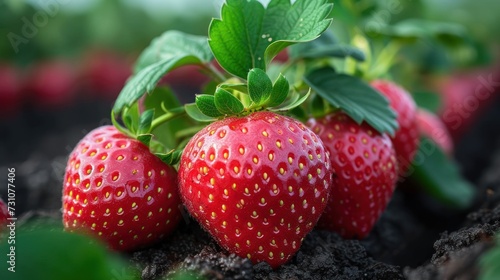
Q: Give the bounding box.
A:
[150,109,187,132]
[366,41,403,80]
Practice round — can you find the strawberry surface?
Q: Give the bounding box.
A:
[416,109,453,155]
[62,126,181,251]
[371,80,419,175]
[307,113,398,239]
[178,111,333,268]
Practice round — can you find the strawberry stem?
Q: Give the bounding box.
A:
[150,108,187,132]
[365,41,403,80]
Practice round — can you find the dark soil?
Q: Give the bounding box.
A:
[3,93,500,279]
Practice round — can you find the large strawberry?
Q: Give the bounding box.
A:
[62,125,182,251]
[371,80,419,175]
[307,113,398,239]
[416,109,453,155]
[178,111,333,268]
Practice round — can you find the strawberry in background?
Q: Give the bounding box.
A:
[0,198,8,227]
[416,109,453,155]
[159,65,211,103]
[438,67,500,141]
[24,60,78,109]
[371,80,420,175]
[0,63,23,119]
[82,50,133,101]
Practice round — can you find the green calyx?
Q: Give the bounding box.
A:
[186,68,310,122]
[112,87,196,166]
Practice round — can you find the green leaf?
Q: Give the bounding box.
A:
[480,238,500,280]
[267,73,290,107]
[113,31,213,114]
[137,134,153,147]
[371,19,467,45]
[185,103,218,122]
[289,31,365,61]
[304,68,398,135]
[214,88,245,115]
[0,227,137,280]
[134,30,213,73]
[195,94,223,118]
[209,0,333,79]
[248,68,273,105]
[409,137,475,209]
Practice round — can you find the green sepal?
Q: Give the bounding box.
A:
[155,150,183,166]
[267,73,290,108]
[195,94,223,118]
[121,103,140,135]
[138,109,154,135]
[409,137,476,209]
[214,87,245,115]
[137,134,153,147]
[271,88,311,112]
[185,103,218,122]
[248,68,273,105]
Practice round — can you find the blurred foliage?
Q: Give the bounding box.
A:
[0,0,215,65]
[329,0,498,93]
[0,225,140,280]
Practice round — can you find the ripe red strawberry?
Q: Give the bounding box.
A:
[178,111,333,268]
[416,109,453,155]
[307,113,398,239]
[62,125,182,251]
[371,80,419,175]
